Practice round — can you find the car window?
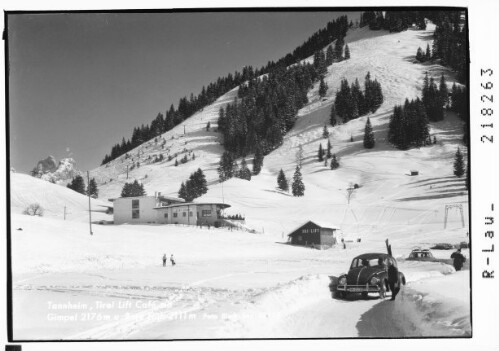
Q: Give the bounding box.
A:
[351,257,386,268]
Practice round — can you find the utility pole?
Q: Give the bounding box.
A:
[87,171,93,235]
[126,165,129,179]
[184,125,186,135]
[64,205,66,220]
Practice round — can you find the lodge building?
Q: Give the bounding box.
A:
[112,192,230,227]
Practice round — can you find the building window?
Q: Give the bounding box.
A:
[297,236,302,241]
[173,213,178,218]
[189,211,193,217]
[132,199,139,209]
[132,209,140,219]
[202,210,212,217]
[164,213,168,218]
[183,212,186,217]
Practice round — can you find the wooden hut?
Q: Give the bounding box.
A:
[287,220,339,249]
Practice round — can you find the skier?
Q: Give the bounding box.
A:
[387,260,400,301]
[162,253,167,267]
[451,248,466,271]
[170,254,176,266]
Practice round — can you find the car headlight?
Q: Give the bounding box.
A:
[370,276,380,285]
[339,277,347,285]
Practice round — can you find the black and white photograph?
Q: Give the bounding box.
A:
[3,2,495,347]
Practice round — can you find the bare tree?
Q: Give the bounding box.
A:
[23,203,44,216]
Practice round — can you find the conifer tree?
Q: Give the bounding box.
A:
[416,47,424,62]
[218,151,234,181]
[121,180,146,197]
[371,79,384,112]
[334,37,344,61]
[291,166,305,196]
[364,72,374,112]
[326,139,332,158]
[330,154,340,169]
[325,45,334,66]
[453,147,465,177]
[363,117,375,149]
[86,178,99,198]
[351,78,365,115]
[253,146,264,175]
[318,144,324,162]
[422,72,430,107]
[330,104,337,126]
[175,159,178,167]
[277,169,289,192]
[196,168,208,195]
[239,158,252,180]
[335,78,352,122]
[344,44,350,59]
[387,99,429,150]
[313,50,327,77]
[423,75,444,121]
[179,168,208,201]
[233,161,240,179]
[425,43,431,61]
[67,175,86,195]
[439,74,449,108]
[178,182,188,201]
[322,124,330,139]
[319,77,328,98]
[206,121,211,131]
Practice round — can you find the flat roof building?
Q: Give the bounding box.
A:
[112,192,230,227]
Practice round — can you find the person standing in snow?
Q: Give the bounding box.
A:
[162,253,167,267]
[170,254,176,266]
[451,248,466,271]
[387,260,400,301]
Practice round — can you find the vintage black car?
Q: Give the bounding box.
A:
[329,253,406,299]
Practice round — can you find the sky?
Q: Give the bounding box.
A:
[8,11,359,173]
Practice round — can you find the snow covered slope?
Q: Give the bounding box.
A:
[10,172,111,222]
[90,22,468,241]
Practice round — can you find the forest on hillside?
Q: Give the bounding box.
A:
[100,10,467,167]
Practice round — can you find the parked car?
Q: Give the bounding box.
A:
[430,243,454,250]
[329,253,406,299]
[406,248,438,262]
